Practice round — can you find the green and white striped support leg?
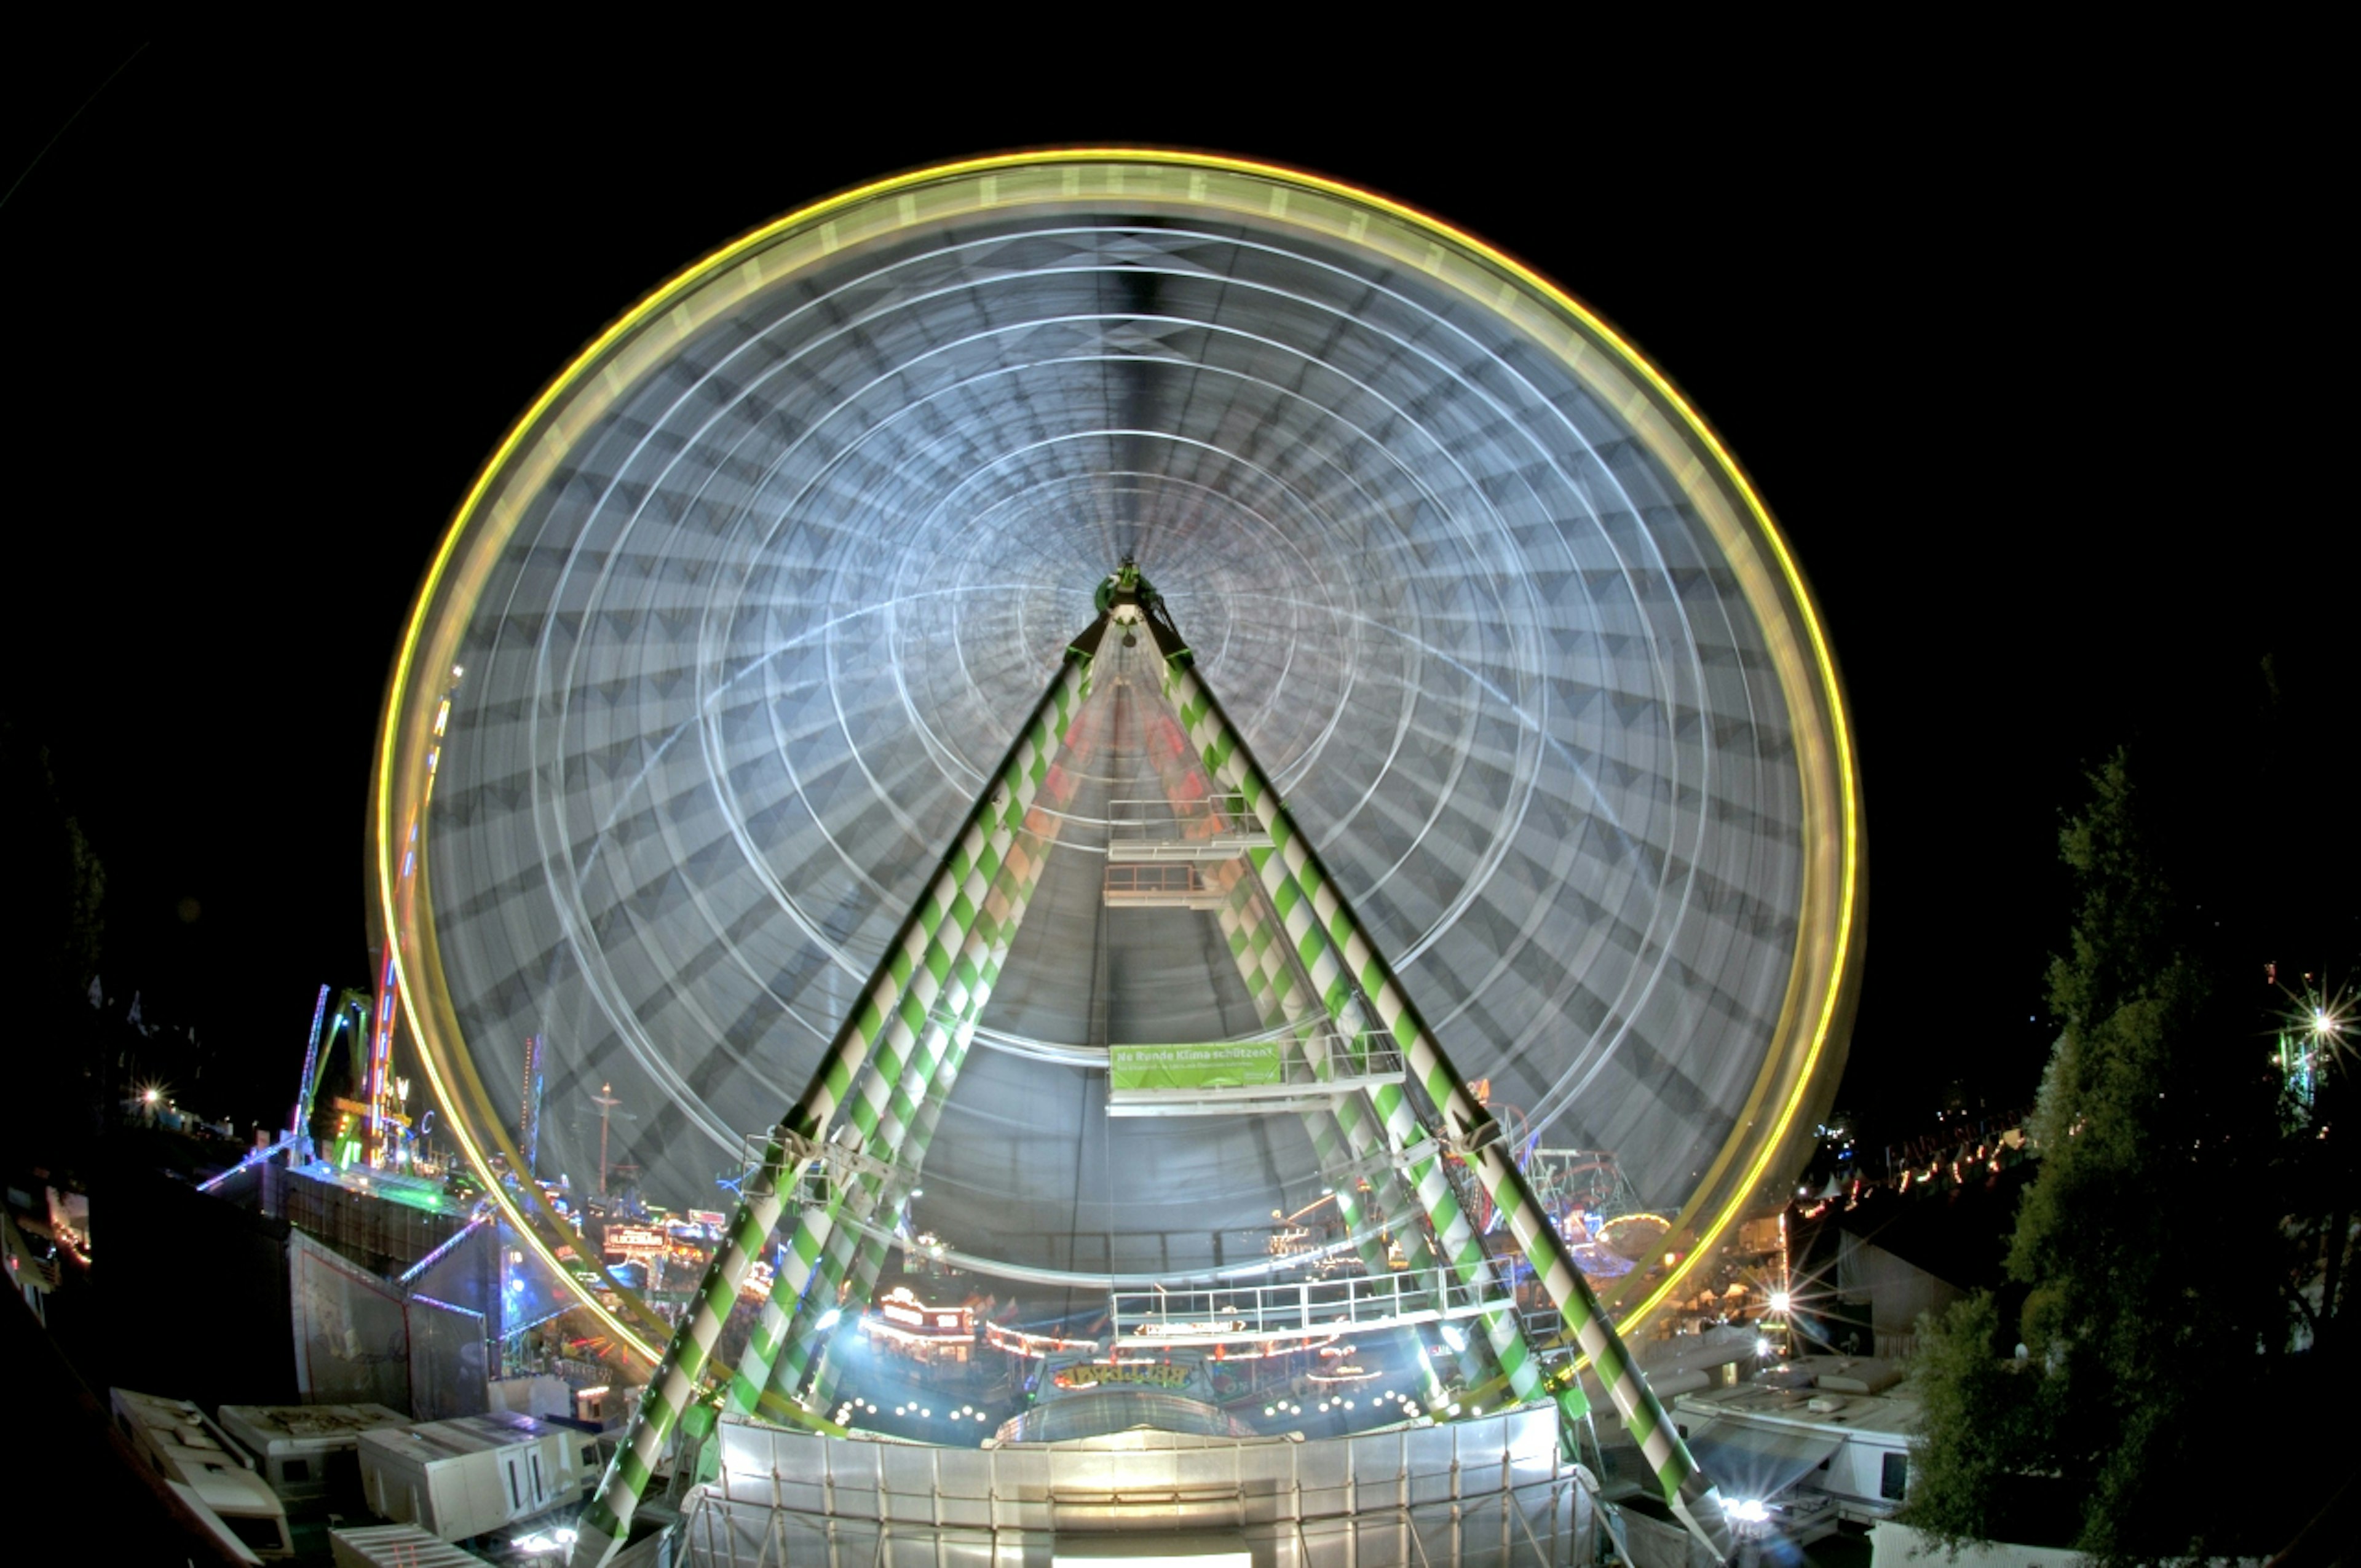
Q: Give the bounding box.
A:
[802,936,1027,1411]
[759,828,1054,1411]
[722,662,1093,1420]
[1228,873,1532,1409]
[569,1141,789,1567]
[1481,1137,1730,1546]
[1211,869,1465,1404]
[1156,652,1730,1559]
[679,837,1045,1441]
[797,824,1062,1408]
[732,890,998,1412]
[799,1011,975,1407]
[570,650,1097,1568]
[773,1010,984,1416]
[788,933,1016,1408]
[1133,733,1428,1337]
[788,725,1087,1410]
[1211,874,1401,1281]
[1209,836,1527,1404]
[1224,778,1572,1418]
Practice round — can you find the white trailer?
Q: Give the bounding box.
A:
[218,1402,411,1510]
[487,1373,573,1420]
[329,1521,491,1566]
[356,1411,599,1542]
[1670,1355,1918,1529]
[110,1387,295,1560]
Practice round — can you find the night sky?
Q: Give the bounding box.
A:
[4,34,2343,1160]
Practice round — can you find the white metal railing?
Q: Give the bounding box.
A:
[1110,1261,1515,1344]
[1104,794,1271,862]
[684,1403,1590,1567]
[1105,836,1274,863]
[1102,861,1225,906]
[724,1131,906,1214]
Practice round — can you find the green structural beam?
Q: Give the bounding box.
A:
[1136,588,1734,1563]
[799,668,1101,1412]
[769,715,1088,1412]
[803,842,1051,1409]
[1207,861,1484,1406]
[571,625,1106,1568]
[1128,734,1452,1392]
[1157,647,1543,1417]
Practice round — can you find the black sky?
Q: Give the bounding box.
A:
[3,32,2345,1154]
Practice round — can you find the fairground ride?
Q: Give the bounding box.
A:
[371,152,1863,1564]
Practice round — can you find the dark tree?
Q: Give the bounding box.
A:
[2,719,108,1150]
[1902,751,2303,1565]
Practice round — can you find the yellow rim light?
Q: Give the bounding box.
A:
[375,149,1862,1369]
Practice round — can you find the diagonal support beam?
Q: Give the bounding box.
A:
[1135,753,1424,1309]
[771,711,1091,1412]
[1128,578,1734,1562]
[1161,661,1541,1419]
[804,847,1046,1409]
[1206,861,1484,1405]
[1125,595,1497,1406]
[569,618,1109,1568]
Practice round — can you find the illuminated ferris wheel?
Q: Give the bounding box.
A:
[371,152,1861,1562]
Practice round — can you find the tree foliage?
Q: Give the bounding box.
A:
[3,719,105,1003]
[2,718,110,1152]
[1902,751,2300,1565]
[1900,1293,2049,1543]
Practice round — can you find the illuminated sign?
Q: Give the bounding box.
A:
[984,1323,1099,1358]
[874,1285,970,1336]
[1308,1365,1377,1384]
[604,1225,667,1254]
[1109,1040,1282,1091]
[687,1209,727,1230]
[1053,1361,1192,1391]
[1134,1320,1245,1337]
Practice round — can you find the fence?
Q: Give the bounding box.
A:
[678,1406,1594,1567]
[1112,1264,1514,1345]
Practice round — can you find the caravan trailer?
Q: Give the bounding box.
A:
[1669,1356,1917,1530]
[356,1411,598,1541]
[328,1522,492,1566]
[110,1387,295,1560]
[218,1402,411,1511]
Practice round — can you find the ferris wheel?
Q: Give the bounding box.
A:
[373,154,1861,1490]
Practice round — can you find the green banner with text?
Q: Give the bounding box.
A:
[1109,1039,1284,1091]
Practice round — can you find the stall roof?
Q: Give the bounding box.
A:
[219,1402,411,1451]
